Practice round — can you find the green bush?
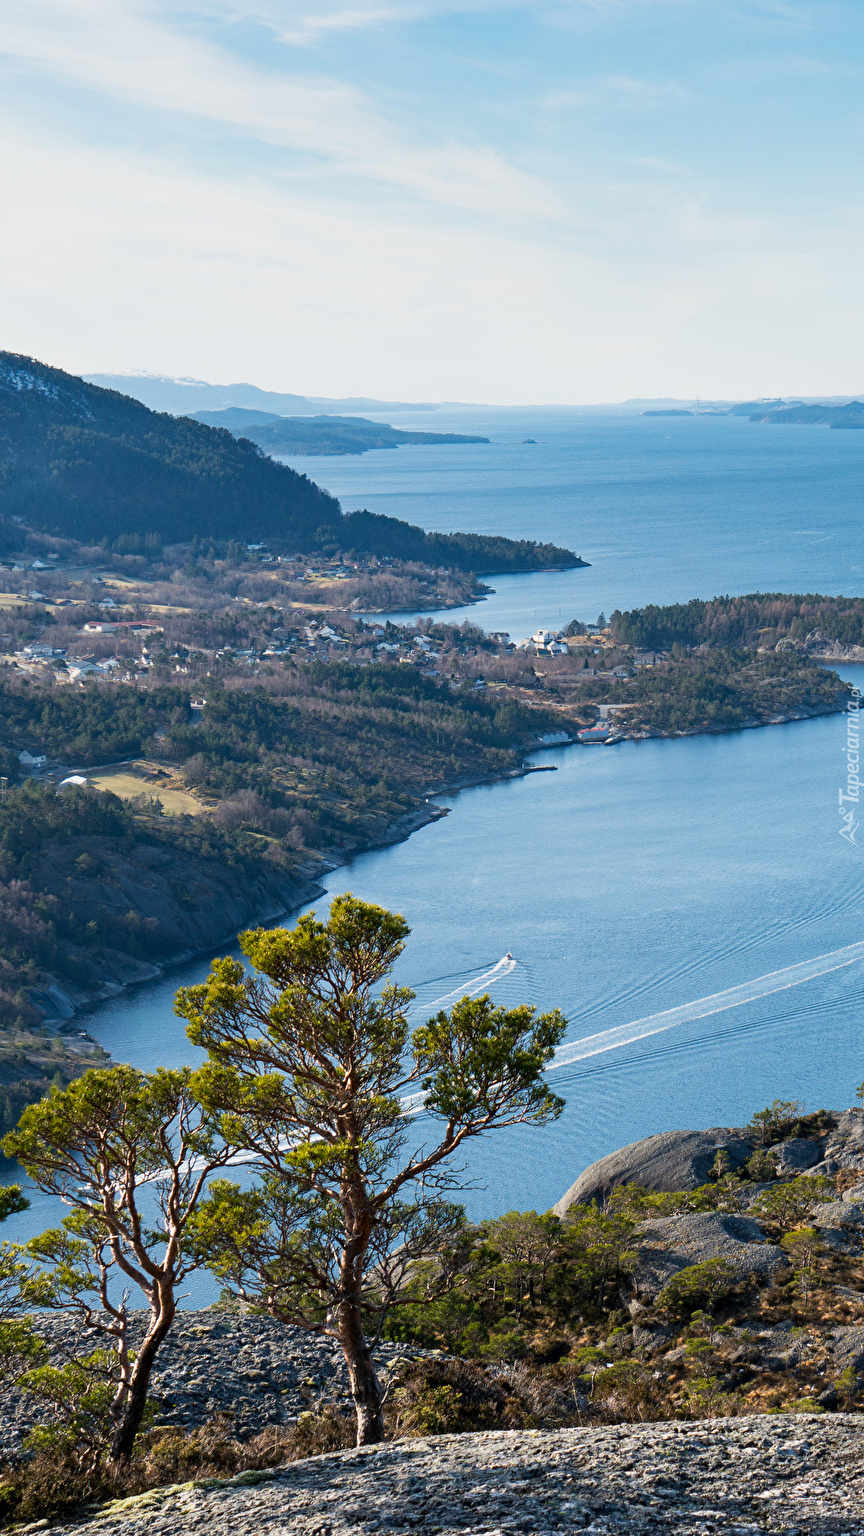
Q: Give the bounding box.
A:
[656,1259,739,1317]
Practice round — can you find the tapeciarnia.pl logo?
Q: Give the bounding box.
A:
[839,686,862,844]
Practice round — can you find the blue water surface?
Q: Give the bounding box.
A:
[279,407,864,634]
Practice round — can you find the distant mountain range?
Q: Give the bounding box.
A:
[0,354,583,572]
[85,373,448,416]
[191,408,489,456]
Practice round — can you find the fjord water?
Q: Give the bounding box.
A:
[5,411,864,1279]
[291,407,864,633]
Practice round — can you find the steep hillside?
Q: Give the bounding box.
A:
[0,353,338,547]
[0,354,582,571]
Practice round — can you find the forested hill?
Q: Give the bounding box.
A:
[192,409,490,456]
[610,592,864,650]
[0,354,584,573]
[0,353,337,548]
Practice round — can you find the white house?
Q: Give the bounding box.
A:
[18,750,47,769]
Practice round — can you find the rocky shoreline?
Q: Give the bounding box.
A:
[601,698,846,746]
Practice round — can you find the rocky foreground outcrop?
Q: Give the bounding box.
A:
[36,1416,864,1535]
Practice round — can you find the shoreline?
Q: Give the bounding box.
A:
[351,559,589,616]
[47,747,564,1042]
[602,696,847,744]
[37,699,848,1043]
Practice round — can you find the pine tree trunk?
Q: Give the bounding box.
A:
[339,1300,384,1446]
[109,1297,175,1462]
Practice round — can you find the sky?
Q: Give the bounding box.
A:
[2,0,864,402]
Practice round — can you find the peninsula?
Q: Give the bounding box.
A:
[0,353,581,574]
[191,409,491,456]
[0,588,855,1124]
[743,399,864,428]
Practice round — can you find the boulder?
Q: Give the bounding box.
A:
[554,1129,755,1213]
[632,1321,678,1352]
[815,1226,852,1252]
[821,1111,864,1173]
[813,1200,864,1230]
[772,1138,822,1175]
[832,1326,864,1373]
[632,1212,787,1299]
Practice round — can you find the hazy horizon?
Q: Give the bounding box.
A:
[82,369,864,414]
[2,3,864,403]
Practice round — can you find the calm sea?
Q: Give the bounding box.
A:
[4,410,864,1298]
[285,406,864,634]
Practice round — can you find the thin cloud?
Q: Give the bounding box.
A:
[541,74,686,110]
[177,0,508,45]
[0,0,560,219]
[720,53,859,80]
[277,3,449,44]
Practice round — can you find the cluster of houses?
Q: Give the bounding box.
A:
[7,645,139,682]
[516,629,570,656]
[515,627,633,677]
[511,628,666,680]
[79,619,163,636]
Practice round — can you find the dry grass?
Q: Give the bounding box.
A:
[87,770,204,816]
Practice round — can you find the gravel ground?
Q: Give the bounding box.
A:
[1,1311,429,1460]
[33,1416,864,1535]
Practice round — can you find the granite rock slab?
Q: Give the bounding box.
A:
[35,1416,864,1536]
[554,1130,757,1212]
[633,1212,787,1298]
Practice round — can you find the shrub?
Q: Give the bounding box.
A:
[656,1259,739,1317]
[753,1178,834,1231]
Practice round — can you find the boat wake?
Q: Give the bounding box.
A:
[409,953,517,1017]
[548,938,864,1069]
